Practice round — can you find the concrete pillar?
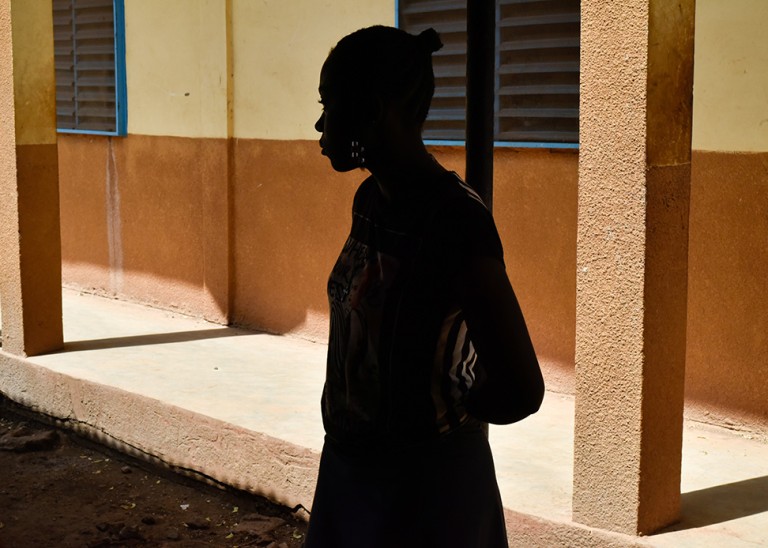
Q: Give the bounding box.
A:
[573,0,695,535]
[0,0,63,356]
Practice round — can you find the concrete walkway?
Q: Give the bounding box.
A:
[1,290,766,547]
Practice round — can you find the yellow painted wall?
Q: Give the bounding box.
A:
[121,0,768,150]
[124,0,228,138]
[124,0,394,139]
[692,0,768,152]
[231,0,394,140]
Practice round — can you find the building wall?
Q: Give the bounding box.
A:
[124,0,228,139]
[684,0,768,430]
[61,0,232,321]
[57,0,767,431]
[231,0,394,140]
[60,0,393,325]
[58,134,230,322]
[691,0,768,153]
[687,151,768,429]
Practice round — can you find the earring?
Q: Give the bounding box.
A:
[351,140,366,167]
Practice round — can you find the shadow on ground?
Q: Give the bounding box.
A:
[659,476,768,532]
[60,328,255,352]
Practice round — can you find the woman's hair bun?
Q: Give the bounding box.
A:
[416,28,443,54]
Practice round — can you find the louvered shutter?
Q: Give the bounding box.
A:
[399,0,580,145]
[497,0,579,143]
[399,1,468,141]
[53,0,123,134]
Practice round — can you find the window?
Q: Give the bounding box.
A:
[53,0,127,135]
[398,0,580,146]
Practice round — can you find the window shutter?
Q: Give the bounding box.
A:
[399,1,468,141]
[399,0,580,145]
[53,0,120,133]
[497,0,580,143]
[53,1,76,129]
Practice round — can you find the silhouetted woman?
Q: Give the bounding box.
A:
[307,26,544,548]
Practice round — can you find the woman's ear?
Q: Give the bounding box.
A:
[370,95,386,128]
[355,94,385,134]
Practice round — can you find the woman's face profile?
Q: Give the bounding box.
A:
[315,62,359,173]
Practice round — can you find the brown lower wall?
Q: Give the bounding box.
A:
[230,139,360,340]
[57,135,768,433]
[58,134,229,323]
[228,141,580,361]
[686,151,768,432]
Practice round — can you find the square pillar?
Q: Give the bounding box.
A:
[0,0,63,356]
[574,0,695,535]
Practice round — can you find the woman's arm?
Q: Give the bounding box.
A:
[458,255,545,424]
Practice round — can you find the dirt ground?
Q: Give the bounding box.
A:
[0,401,308,548]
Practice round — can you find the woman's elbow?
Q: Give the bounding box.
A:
[508,380,545,422]
[522,383,545,418]
[507,354,545,418]
[528,366,546,414]
[466,372,545,425]
[508,343,545,416]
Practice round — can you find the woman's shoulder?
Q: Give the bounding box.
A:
[438,172,492,219]
[435,172,504,261]
[358,174,378,192]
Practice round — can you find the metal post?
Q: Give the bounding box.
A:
[465,0,496,210]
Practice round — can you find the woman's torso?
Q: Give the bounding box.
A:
[322,172,503,452]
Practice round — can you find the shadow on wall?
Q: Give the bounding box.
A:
[658,475,768,531]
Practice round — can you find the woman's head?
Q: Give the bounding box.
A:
[316,26,443,172]
[324,26,443,127]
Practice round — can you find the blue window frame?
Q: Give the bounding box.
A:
[53,0,127,136]
[397,0,580,149]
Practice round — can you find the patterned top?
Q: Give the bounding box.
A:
[322,172,504,451]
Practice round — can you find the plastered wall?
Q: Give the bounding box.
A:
[122,0,768,148]
[231,0,394,140]
[58,134,229,323]
[124,0,228,138]
[685,0,768,431]
[692,0,768,152]
[53,0,768,432]
[687,152,768,430]
[123,0,393,140]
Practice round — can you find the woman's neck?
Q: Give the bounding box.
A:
[367,142,448,205]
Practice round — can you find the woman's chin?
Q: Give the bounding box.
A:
[328,157,359,173]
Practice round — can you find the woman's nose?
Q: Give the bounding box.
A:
[315,112,324,133]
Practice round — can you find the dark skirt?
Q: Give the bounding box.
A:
[304,420,508,548]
